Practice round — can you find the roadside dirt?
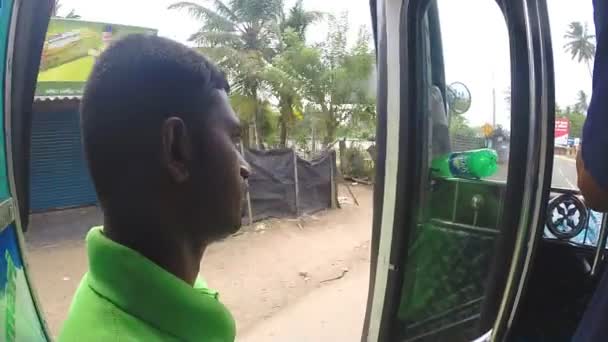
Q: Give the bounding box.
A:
[24,184,373,338]
[239,260,370,342]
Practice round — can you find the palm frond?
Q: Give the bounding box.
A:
[304,11,325,22]
[189,30,243,47]
[169,2,237,32]
[209,0,240,23]
[564,21,584,39]
[197,46,245,67]
[262,64,299,93]
[563,21,596,63]
[282,0,324,40]
[52,0,62,16]
[230,93,258,120]
[230,0,283,23]
[65,9,81,19]
[198,47,267,84]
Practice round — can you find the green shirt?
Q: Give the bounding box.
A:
[59,227,235,342]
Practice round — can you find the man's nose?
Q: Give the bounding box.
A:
[239,155,251,179]
[240,164,251,179]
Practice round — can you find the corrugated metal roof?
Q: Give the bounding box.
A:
[34,95,82,102]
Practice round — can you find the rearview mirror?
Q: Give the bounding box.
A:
[447,81,472,115]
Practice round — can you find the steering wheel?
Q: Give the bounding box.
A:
[546,193,589,240]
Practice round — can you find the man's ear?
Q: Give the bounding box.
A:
[161,117,192,183]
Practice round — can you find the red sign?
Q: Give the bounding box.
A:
[555,118,570,145]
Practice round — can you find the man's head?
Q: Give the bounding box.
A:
[81,34,249,245]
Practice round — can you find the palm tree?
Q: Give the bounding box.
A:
[270,1,323,147]
[264,57,302,147]
[169,0,284,147]
[280,0,323,41]
[575,90,589,113]
[52,0,81,19]
[65,9,81,19]
[52,0,62,17]
[564,21,596,77]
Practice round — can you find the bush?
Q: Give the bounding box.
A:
[342,146,374,180]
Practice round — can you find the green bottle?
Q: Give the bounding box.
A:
[431,148,498,179]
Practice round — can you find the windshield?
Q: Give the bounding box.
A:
[547,0,594,191]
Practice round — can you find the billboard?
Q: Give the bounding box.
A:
[555,118,570,146]
[35,18,157,97]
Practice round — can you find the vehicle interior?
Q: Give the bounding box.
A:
[0,0,604,341]
[363,0,604,341]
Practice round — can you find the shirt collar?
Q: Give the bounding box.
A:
[85,227,235,342]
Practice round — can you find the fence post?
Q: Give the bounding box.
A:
[330,151,337,209]
[293,149,300,216]
[338,139,347,175]
[240,144,254,226]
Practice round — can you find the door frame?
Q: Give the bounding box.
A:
[3,0,53,339]
[362,0,555,340]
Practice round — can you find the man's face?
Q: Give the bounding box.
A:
[188,90,249,239]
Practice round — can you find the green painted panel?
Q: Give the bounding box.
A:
[0,0,13,200]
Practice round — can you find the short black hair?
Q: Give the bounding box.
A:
[81,34,229,207]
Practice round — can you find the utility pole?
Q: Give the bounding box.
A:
[491,72,497,127]
[492,87,497,127]
[311,118,316,155]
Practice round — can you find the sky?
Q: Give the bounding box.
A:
[53,0,372,45]
[438,0,595,128]
[54,0,595,129]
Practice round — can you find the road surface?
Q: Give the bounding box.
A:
[490,155,578,191]
[551,156,578,190]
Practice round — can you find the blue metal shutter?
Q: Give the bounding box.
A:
[29,107,97,212]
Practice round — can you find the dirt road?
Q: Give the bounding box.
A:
[24,184,373,339]
[240,261,369,342]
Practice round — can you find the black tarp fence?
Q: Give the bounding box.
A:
[242,148,338,224]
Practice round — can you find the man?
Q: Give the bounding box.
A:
[59,34,249,341]
[574,1,608,341]
[577,0,608,213]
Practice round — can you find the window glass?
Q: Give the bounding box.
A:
[542,1,604,250]
[396,1,511,340]
[25,0,377,340]
[546,0,594,191]
[1,1,47,341]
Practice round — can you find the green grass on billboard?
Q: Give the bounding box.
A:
[36,18,157,97]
